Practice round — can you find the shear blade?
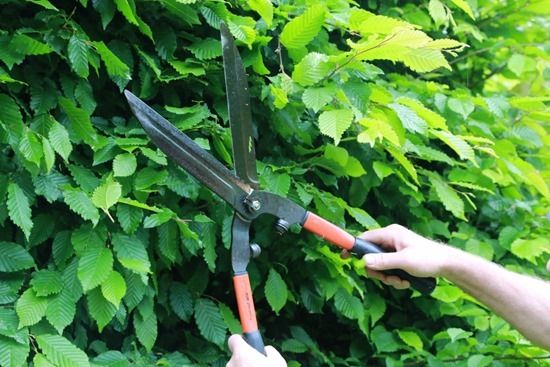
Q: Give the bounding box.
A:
[124,90,252,216]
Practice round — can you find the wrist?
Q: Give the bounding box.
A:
[438,245,470,279]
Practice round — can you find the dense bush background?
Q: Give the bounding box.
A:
[0,0,548,366]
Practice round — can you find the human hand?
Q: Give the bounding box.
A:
[546,259,550,273]
[226,335,286,367]
[349,224,456,289]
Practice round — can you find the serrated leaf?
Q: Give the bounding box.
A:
[77,246,113,291]
[186,38,221,60]
[0,242,34,272]
[68,35,89,78]
[134,310,157,351]
[68,164,100,193]
[447,97,475,119]
[170,282,194,322]
[143,209,175,228]
[219,302,242,335]
[16,288,48,327]
[510,238,550,264]
[58,97,97,146]
[248,0,273,27]
[87,287,117,331]
[101,271,126,307]
[27,0,58,10]
[10,34,53,55]
[93,41,131,83]
[114,0,138,24]
[112,233,151,274]
[63,187,100,225]
[292,52,331,86]
[0,334,29,367]
[429,174,465,219]
[46,289,76,334]
[157,221,179,263]
[389,103,428,134]
[92,179,122,212]
[280,4,326,49]
[450,0,475,18]
[402,48,451,72]
[42,137,55,173]
[48,121,72,162]
[398,330,423,351]
[31,270,63,296]
[7,182,33,239]
[302,87,334,112]
[334,289,363,320]
[431,130,475,162]
[429,0,447,26]
[265,269,288,313]
[318,109,354,145]
[397,97,447,130]
[194,298,227,345]
[33,354,55,367]
[36,334,90,367]
[116,204,143,234]
[19,130,43,166]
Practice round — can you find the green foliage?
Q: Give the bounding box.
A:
[0,0,548,366]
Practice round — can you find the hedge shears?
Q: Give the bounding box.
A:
[125,23,435,354]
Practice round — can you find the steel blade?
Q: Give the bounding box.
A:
[124,90,252,216]
[220,22,259,188]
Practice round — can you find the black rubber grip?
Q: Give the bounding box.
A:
[244,330,266,355]
[352,238,436,295]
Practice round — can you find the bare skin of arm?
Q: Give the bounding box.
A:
[360,224,550,350]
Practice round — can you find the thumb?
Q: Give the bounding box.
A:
[265,346,286,364]
[364,252,407,271]
[228,334,250,353]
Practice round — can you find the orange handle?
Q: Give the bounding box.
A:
[302,212,355,250]
[233,273,258,333]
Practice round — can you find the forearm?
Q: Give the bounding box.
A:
[442,247,550,349]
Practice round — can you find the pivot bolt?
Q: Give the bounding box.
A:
[250,200,261,211]
[250,243,261,258]
[275,219,290,235]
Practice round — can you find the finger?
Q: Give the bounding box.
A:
[363,252,408,271]
[340,250,351,260]
[228,334,247,353]
[226,360,234,367]
[366,268,385,281]
[547,259,550,273]
[358,226,397,250]
[265,346,286,364]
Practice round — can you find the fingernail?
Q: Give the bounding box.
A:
[364,254,376,266]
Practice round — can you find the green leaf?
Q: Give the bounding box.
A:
[430,130,475,162]
[134,310,157,351]
[113,0,138,24]
[0,242,35,272]
[186,38,221,60]
[429,174,465,220]
[26,0,58,10]
[428,0,447,26]
[16,288,48,327]
[0,335,29,367]
[219,302,242,335]
[447,97,475,119]
[101,271,126,307]
[169,282,194,322]
[371,325,399,353]
[46,289,76,334]
[7,182,33,239]
[389,103,428,134]
[33,354,56,367]
[280,4,326,49]
[302,87,334,112]
[68,35,89,78]
[157,221,179,263]
[48,121,72,162]
[77,246,114,291]
[87,287,117,331]
[19,130,43,166]
[10,34,53,56]
[247,0,273,27]
[450,0,475,19]
[318,109,354,145]
[58,97,97,145]
[36,334,90,367]
[510,238,550,264]
[334,289,363,320]
[0,94,23,142]
[112,233,151,275]
[265,269,288,313]
[397,330,423,351]
[93,41,131,82]
[292,52,331,86]
[116,204,143,234]
[113,153,137,177]
[31,270,63,296]
[63,187,100,225]
[42,137,55,173]
[402,48,451,73]
[92,179,122,213]
[194,298,227,346]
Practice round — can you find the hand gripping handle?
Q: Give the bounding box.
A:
[302,212,436,295]
[233,273,266,355]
